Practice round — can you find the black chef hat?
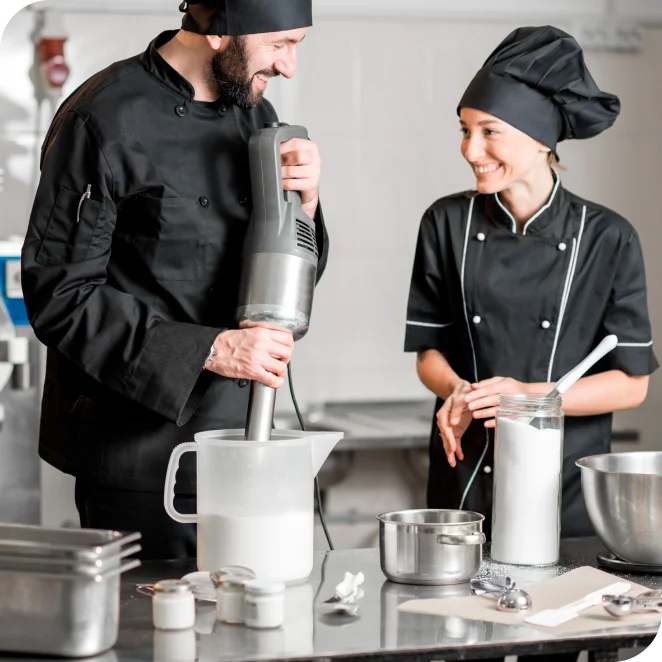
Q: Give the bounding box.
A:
[458,25,620,154]
[179,0,312,36]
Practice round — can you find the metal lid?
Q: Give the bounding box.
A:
[153,579,192,594]
[210,565,256,587]
[245,579,286,596]
[218,573,255,589]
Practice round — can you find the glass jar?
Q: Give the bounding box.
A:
[245,580,286,629]
[152,579,195,631]
[492,393,564,566]
[216,573,255,624]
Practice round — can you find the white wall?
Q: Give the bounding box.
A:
[1,6,661,518]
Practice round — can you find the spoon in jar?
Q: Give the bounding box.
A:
[527,335,618,428]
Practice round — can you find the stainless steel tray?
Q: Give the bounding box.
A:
[0,524,141,561]
[0,556,140,657]
[0,543,141,575]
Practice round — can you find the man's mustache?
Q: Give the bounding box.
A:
[253,67,280,80]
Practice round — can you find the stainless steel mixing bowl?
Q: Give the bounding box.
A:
[576,452,662,565]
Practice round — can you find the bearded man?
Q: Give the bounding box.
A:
[22,0,328,559]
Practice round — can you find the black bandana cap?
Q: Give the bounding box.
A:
[458,25,621,154]
[179,0,312,36]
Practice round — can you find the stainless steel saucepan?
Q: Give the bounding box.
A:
[378,509,486,585]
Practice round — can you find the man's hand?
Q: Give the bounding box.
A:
[281,138,321,220]
[206,323,294,389]
[466,377,528,428]
[436,380,473,468]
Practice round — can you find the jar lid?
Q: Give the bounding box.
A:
[210,565,256,587]
[497,393,562,413]
[245,579,286,596]
[219,572,256,588]
[153,579,192,594]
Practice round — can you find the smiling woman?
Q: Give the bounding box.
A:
[405,23,657,548]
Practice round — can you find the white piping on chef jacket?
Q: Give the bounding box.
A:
[494,174,561,236]
[458,196,489,511]
[461,196,478,382]
[618,341,654,347]
[406,320,453,328]
[546,205,587,382]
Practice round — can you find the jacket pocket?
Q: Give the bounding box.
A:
[36,186,103,265]
[131,195,207,281]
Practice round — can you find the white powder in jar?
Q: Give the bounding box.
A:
[491,417,563,566]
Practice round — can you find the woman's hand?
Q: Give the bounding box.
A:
[465,377,528,428]
[436,380,473,467]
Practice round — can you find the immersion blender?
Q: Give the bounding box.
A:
[236,123,319,441]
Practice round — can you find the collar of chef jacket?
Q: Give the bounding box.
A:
[140,30,198,101]
[484,171,572,237]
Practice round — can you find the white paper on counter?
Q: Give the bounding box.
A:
[399,566,661,636]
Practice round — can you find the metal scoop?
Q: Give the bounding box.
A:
[603,590,662,618]
[471,577,533,613]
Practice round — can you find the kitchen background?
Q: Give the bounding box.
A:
[1,0,661,552]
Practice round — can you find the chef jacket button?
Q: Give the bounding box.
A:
[238,379,249,388]
[541,320,551,329]
[483,465,492,474]
[175,105,186,117]
[220,105,227,114]
[472,315,481,324]
[476,232,486,242]
[558,242,567,251]
[199,196,209,207]
[239,196,249,206]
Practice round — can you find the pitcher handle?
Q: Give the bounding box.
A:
[164,442,198,524]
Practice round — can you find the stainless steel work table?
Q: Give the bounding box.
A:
[30,537,654,662]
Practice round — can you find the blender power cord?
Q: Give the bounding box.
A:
[287,363,335,551]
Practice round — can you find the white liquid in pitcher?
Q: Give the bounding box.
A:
[491,417,563,566]
[197,511,313,582]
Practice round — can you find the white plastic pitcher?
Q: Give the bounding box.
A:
[164,429,343,582]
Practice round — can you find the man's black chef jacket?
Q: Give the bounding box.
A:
[22,31,329,493]
[405,177,657,537]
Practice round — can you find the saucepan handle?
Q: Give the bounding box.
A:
[437,532,486,546]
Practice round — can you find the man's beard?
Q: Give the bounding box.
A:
[210,36,278,109]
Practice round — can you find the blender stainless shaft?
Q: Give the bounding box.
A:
[237,122,319,441]
[245,382,277,442]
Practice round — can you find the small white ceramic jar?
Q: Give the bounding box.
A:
[216,573,255,624]
[152,579,195,630]
[244,580,286,629]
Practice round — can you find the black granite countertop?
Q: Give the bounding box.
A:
[16,537,651,662]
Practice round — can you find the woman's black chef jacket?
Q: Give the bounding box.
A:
[405,177,657,537]
[21,31,329,493]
